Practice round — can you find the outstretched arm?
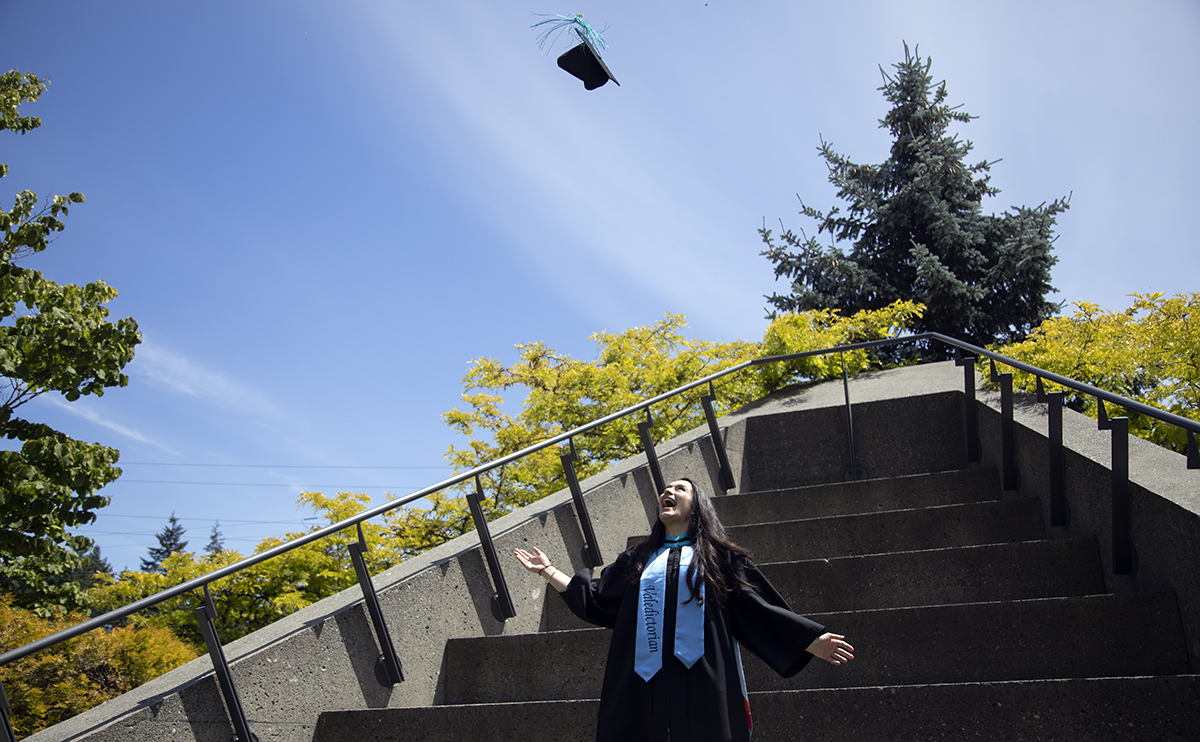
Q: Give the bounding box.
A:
[806,633,855,665]
[514,547,572,593]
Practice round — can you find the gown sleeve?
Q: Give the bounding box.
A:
[559,551,635,629]
[729,558,826,678]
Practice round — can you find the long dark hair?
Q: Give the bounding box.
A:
[628,477,753,606]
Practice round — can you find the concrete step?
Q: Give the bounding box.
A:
[728,496,1045,563]
[444,591,1189,704]
[315,675,1200,742]
[616,496,1044,564]
[315,699,598,742]
[760,537,1106,614]
[739,391,969,491]
[545,537,1106,631]
[746,675,1200,741]
[746,591,1190,692]
[715,467,1001,525]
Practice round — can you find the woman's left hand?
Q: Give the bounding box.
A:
[806,633,855,665]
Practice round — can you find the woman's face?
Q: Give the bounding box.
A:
[658,480,694,535]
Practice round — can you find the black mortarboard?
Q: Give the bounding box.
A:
[532,14,620,92]
[556,32,620,90]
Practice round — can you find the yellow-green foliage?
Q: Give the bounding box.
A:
[992,293,1199,452]
[89,491,409,648]
[389,303,923,556]
[755,302,925,392]
[0,595,196,738]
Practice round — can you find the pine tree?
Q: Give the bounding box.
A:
[204,522,225,555]
[69,545,112,589]
[141,513,187,573]
[760,44,1069,350]
[11,545,115,607]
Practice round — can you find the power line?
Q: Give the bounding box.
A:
[119,480,422,489]
[82,514,322,524]
[82,530,293,539]
[122,463,450,470]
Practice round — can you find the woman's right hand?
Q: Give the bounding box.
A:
[515,547,571,593]
[514,546,552,575]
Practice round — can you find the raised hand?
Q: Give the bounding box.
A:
[514,546,551,574]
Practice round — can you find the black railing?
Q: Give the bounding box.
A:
[2,332,1196,742]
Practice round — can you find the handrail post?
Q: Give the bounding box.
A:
[348,524,404,686]
[1036,378,1069,527]
[466,476,517,620]
[840,353,865,481]
[1098,401,1135,575]
[955,347,981,463]
[637,407,666,495]
[990,361,1019,491]
[194,586,258,742]
[1188,431,1199,470]
[701,382,736,491]
[562,438,604,568]
[1,677,16,742]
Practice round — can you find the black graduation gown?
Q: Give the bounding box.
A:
[561,548,825,742]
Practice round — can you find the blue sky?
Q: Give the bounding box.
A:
[2,1,1197,571]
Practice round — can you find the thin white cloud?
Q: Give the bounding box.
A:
[39,395,177,454]
[129,342,287,423]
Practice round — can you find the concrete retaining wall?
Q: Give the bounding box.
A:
[973,383,1200,672]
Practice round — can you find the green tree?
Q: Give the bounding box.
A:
[204,522,226,555]
[760,44,1069,351]
[992,292,1200,452]
[68,545,112,590]
[141,513,187,573]
[0,594,196,739]
[389,302,923,557]
[0,70,142,614]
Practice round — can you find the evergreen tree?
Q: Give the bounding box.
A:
[68,545,111,590]
[5,544,113,608]
[141,513,187,573]
[204,522,225,555]
[760,44,1069,350]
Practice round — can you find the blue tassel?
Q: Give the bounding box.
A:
[531,13,609,53]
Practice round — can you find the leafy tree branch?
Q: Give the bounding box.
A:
[0,69,141,613]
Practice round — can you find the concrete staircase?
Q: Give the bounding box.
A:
[314,467,1200,741]
[28,365,1198,742]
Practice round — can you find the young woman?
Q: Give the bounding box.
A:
[515,477,853,742]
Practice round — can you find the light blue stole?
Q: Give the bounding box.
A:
[635,534,705,681]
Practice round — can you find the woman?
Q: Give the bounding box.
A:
[515,477,853,742]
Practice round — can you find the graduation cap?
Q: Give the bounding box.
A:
[532,14,620,91]
[556,31,619,90]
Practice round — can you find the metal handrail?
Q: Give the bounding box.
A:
[931,333,1200,435]
[2,331,1196,668]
